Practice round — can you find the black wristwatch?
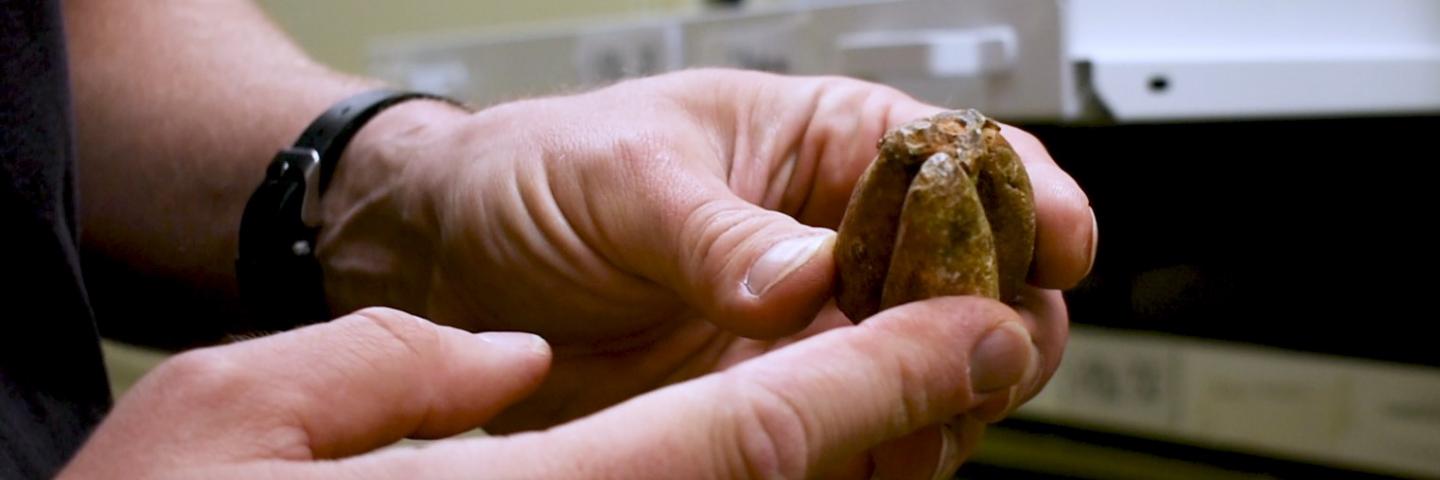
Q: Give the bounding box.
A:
[236,89,462,330]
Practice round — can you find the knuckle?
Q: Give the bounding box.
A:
[338,307,439,361]
[725,375,813,480]
[815,74,911,103]
[151,347,252,404]
[611,130,670,168]
[998,125,1047,158]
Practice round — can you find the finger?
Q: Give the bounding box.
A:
[870,424,944,480]
[1012,287,1069,406]
[940,416,989,478]
[68,307,552,473]
[361,296,1038,479]
[240,309,552,457]
[868,413,988,480]
[970,287,1069,423]
[561,81,839,339]
[770,78,1095,290]
[791,79,945,228]
[662,184,840,339]
[997,125,1097,289]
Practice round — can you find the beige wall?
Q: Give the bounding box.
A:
[256,0,699,75]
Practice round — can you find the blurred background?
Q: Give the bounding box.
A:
[106,0,1440,478]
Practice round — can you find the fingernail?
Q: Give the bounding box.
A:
[930,422,964,480]
[744,232,832,296]
[1005,381,1032,417]
[1083,206,1098,278]
[969,322,1036,394]
[476,331,550,356]
[1010,336,1044,411]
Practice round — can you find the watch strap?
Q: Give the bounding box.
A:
[236,89,463,330]
[295,89,456,195]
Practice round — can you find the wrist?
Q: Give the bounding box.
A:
[315,99,472,316]
[323,99,471,221]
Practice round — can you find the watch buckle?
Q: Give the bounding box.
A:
[272,147,323,228]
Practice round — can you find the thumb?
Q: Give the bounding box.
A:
[668,188,837,338]
[62,308,551,477]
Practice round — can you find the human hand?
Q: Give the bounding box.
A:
[318,69,1095,471]
[65,301,1036,479]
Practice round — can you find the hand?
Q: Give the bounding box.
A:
[64,302,1035,479]
[319,69,1096,474]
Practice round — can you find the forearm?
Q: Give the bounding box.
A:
[65,0,377,343]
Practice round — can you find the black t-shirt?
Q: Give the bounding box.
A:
[1,0,113,477]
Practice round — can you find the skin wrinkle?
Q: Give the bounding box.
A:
[573,161,626,271]
[719,206,777,265]
[521,151,611,290]
[754,85,811,215]
[658,319,732,385]
[805,86,901,228]
[726,376,808,480]
[248,421,313,463]
[429,166,516,327]
[800,83,864,214]
[484,176,532,279]
[323,115,455,312]
[571,166,674,310]
[493,193,549,294]
[845,328,929,434]
[446,123,694,340]
[570,158,627,275]
[727,78,759,196]
[796,88,848,224]
[404,327,451,442]
[693,72,739,180]
[774,92,824,218]
[607,322,735,422]
[540,154,626,288]
[513,160,576,290]
[677,198,751,301]
[776,81,833,220]
[884,337,931,437]
[710,408,743,480]
[767,99,815,215]
[736,331,906,478]
[388,117,450,231]
[317,182,404,253]
[305,314,430,457]
[721,75,780,211]
[557,326,692,412]
[763,153,799,213]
